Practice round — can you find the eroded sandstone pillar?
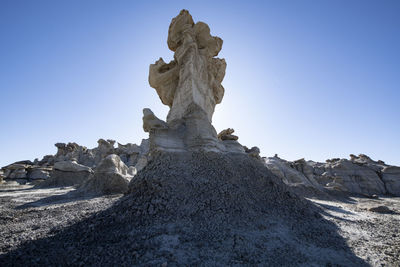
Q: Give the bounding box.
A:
[143,10,244,154]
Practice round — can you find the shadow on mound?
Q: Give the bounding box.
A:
[1,152,366,266]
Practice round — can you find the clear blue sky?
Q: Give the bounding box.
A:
[0,0,399,166]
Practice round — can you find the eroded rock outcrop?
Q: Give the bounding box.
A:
[79,154,133,195]
[1,138,149,187]
[1,162,51,185]
[38,161,93,187]
[381,166,400,195]
[265,154,400,197]
[265,157,325,197]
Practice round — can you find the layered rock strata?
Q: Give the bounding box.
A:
[1,138,149,186]
[265,154,400,197]
[39,161,93,187]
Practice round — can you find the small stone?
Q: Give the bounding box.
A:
[368,206,393,214]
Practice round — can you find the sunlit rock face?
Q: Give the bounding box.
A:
[145,10,243,153]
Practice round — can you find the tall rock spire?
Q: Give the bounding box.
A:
[149,9,226,123]
[143,10,243,154]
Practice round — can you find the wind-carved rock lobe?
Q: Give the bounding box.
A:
[145,10,241,153]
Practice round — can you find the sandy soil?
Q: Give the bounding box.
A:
[0,184,399,266]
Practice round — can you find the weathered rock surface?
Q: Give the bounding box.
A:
[52,138,149,169]
[2,163,47,182]
[382,166,400,196]
[28,167,51,180]
[265,154,400,197]
[38,161,93,188]
[53,161,92,172]
[265,157,325,197]
[324,159,385,195]
[79,155,133,195]
[1,137,150,187]
[142,108,168,132]
[244,146,261,159]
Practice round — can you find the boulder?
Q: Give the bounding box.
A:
[217,128,238,141]
[368,205,393,214]
[79,154,133,195]
[381,166,400,196]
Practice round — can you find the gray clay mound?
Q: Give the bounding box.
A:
[1,152,366,266]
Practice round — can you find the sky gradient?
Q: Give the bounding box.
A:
[1,0,399,166]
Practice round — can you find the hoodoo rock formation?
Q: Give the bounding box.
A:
[0,139,149,187]
[145,10,243,154]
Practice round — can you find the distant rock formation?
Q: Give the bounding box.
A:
[265,154,400,197]
[39,160,93,188]
[1,138,149,186]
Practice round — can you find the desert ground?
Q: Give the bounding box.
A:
[0,183,398,266]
